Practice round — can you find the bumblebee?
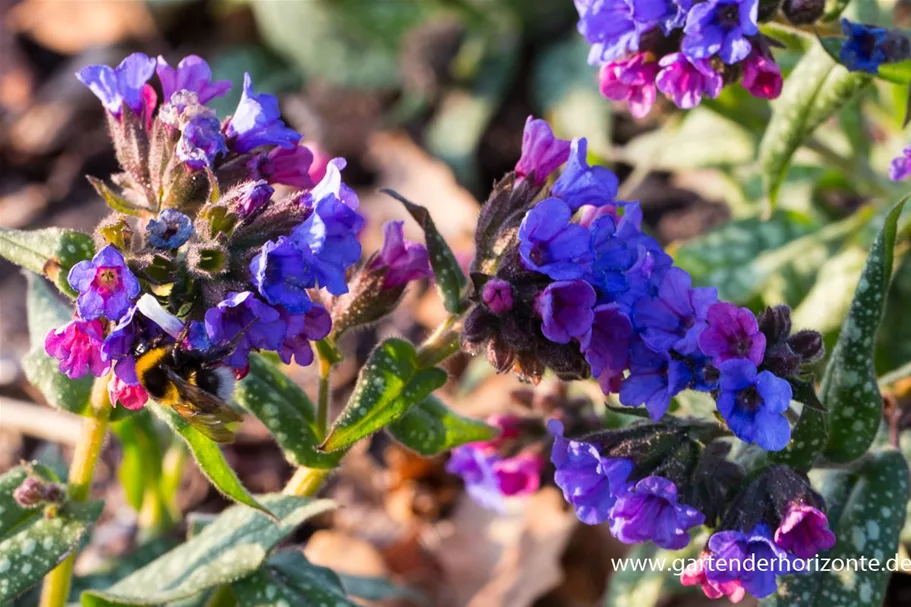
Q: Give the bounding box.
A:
[134,332,243,443]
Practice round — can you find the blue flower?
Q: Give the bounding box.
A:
[633,0,692,36]
[156,55,231,104]
[705,524,790,598]
[716,359,792,451]
[632,267,717,356]
[204,292,287,369]
[609,476,705,549]
[518,198,593,280]
[177,114,227,170]
[225,73,301,153]
[551,138,619,211]
[839,19,889,73]
[76,53,156,116]
[549,420,634,525]
[146,209,193,249]
[575,0,645,64]
[533,280,597,344]
[249,236,316,315]
[619,341,691,419]
[587,214,637,297]
[291,197,363,297]
[278,305,332,366]
[581,303,633,383]
[682,0,759,64]
[68,245,141,321]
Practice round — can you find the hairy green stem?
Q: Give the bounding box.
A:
[416,315,462,369]
[316,355,332,439]
[39,376,112,607]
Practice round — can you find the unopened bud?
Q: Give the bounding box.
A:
[787,329,825,363]
[782,0,824,24]
[482,279,514,313]
[758,0,783,21]
[13,477,65,508]
[758,305,792,344]
[197,204,238,240]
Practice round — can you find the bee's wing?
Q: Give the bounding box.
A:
[164,368,243,443]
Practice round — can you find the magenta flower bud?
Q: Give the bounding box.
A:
[681,554,747,602]
[741,52,783,99]
[249,142,316,189]
[774,503,836,558]
[108,374,149,410]
[599,54,659,119]
[45,319,109,379]
[369,220,432,289]
[514,116,571,185]
[481,279,514,314]
[13,478,47,508]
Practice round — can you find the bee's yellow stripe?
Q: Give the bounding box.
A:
[135,347,180,406]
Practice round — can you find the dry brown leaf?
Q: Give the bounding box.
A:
[305,530,390,579]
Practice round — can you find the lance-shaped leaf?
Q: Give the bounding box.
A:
[758,42,872,207]
[387,395,497,456]
[321,339,448,453]
[0,227,94,297]
[150,403,271,517]
[232,551,357,607]
[81,495,335,607]
[86,176,144,216]
[770,405,827,471]
[22,273,94,416]
[381,189,467,314]
[822,199,907,463]
[0,500,103,603]
[763,450,909,607]
[234,355,343,469]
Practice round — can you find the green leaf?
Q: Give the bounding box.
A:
[0,227,94,297]
[234,355,343,469]
[86,176,144,215]
[758,42,873,207]
[764,450,909,607]
[791,246,869,336]
[150,403,271,517]
[321,339,448,452]
[875,251,911,374]
[112,411,163,512]
[337,573,427,605]
[770,405,828,471]
[23,273,94,415]
[81,495,335,607]
[387,395,497,456]
[381,189,468,314]
[232,551,357,607]
[0,500,103,603]
[822,199,907,463]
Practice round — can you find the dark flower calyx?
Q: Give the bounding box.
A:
[787,329,825,363]
[781,0,824,24]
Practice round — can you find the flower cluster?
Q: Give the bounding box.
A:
[446,416,545,511]
[575,0,792,117]
[465,117,822,453]
[45,53,370,412]
[839,19,911,75]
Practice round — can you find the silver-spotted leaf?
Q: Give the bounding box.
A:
[232,551,357,607]
[0,227,94,297]
[387,395,497,456]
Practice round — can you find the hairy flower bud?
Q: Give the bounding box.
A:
[787,329,825,364]
[758,305,792,345]
[781,0,824,24]
[13,477,64,508]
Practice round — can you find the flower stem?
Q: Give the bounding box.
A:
[416,315,462,369]
[282,466,332,497]
[316,355,332,439]
[39,376,112,607]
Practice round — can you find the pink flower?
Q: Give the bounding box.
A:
[249,142,316,189]
[45,319,109,379]
[108,374,149,410]
[656,53,723,110]
[369,220,432,289]
[306,141,331,184]
[493,453,544,497]
[599,54,659,119]
[774,503,836,558]
[697,302,766,366]
[515,116,572,185]
[741,52,783,99]
[681,555,747,603]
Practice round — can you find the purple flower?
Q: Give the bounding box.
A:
[233,180,275,217]
[774,504,836,558]
[68,245,141,321]
[518,198,593,280]
[225,73,301,153]
[839,19,888,73]
[249,142,315,189]
[302,158,359,211]
[889,146,911,181]
[575,0,643,64]
[682,0,759,64]
[45,319,109,379]
[76,52,156,116]
[706,524,789,598]
[609,476,705,549]
[534,280,597,344]
[249,236,316,315]
[204,292,287,369]
[101,304,165,385]
[551,138,620,211]
[156,55,231,104]
[581,304,633,383]
[587,214,637,297]
[291,195,364,297]
[369,220,432,289]
[278,305,332,366]
[447,445,507,511]
[482,279,514,314]
[656,53,723,109]
[633,267,717,356]
[177,114,227,169]
[698,302,766,366]
[515,117,571,185]
[716,359,792,451]
[599,54,659,119]
[549,419,634,524]
[146,209,193,249]
[741,51,782,99]
[619,341,691,419]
